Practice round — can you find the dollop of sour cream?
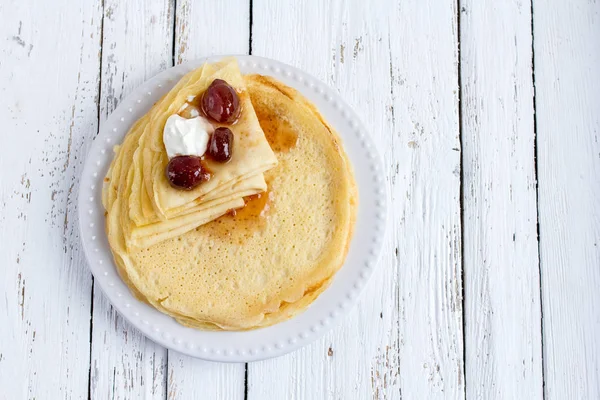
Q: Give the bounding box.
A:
[163,114,214,159]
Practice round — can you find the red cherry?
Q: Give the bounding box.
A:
[201,79,241,124]
[166,156,210,190]
[207,127,234,163]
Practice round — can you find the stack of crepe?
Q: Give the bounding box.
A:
[102,59,277,249]
[102,59,357,330]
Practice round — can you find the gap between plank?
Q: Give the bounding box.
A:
[248,0,253,56]
[171,0,177,67]
[88,0,105,398]
[529,0,546,398]
[456,0,467,397]
[87,282,95,400]
[244,363,248,400]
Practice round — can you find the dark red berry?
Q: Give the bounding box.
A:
[201,79,241,124]
[166,155,210,190]
[207,127,234,163]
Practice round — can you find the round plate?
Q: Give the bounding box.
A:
[78,55,388,362]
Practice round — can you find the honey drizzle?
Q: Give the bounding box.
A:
[234,191,272,221]
[256,109,298,153]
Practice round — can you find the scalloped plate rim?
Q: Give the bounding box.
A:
[78,55,388,362]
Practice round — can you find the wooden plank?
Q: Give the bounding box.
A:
[166,1,250,398]
[459,1,544,398]
[384,0,464,397]
[533,0,600,398]
[173,0,250,64]
[0,0,102,398]
[88,1,173,399]
[248,0,464,398]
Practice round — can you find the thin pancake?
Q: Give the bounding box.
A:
[107,73,357,330]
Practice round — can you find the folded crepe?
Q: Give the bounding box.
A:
[132,60,276,218]
[103,59,278,249]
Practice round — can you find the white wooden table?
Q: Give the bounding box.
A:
[1,0,599,398]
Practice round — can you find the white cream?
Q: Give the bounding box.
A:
[163,114,213,159]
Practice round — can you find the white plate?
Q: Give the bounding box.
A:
[78,55,388,362]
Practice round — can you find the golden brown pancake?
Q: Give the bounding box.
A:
[104,65,357,330]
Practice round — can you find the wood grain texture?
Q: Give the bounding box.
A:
[0,0,102,398]
[460,1,544,398]
[249,0,463,398]
[533,0,600,398]
[388,0,464,397]
[166,1,250,397]
[174,0,250,64]
[1,1,599,398]
[89,1,173,398]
